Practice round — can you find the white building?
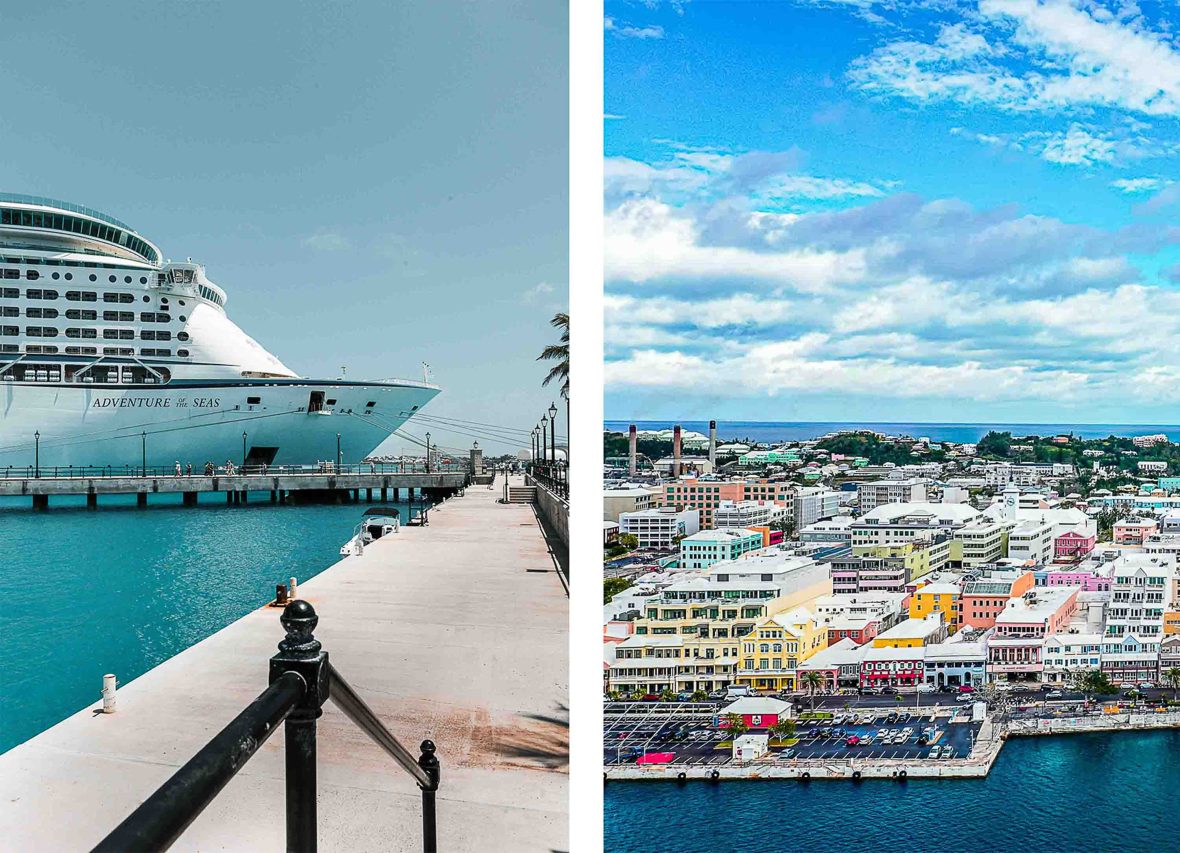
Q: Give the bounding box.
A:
[618,506,700,549]
[679,528,764,570]
[955,520,1007,569]
[712,500,788,529]
[1041,632,1104,684]
[603,486,661,523]
[799,516,854,543]
[1008,519,1054,564]
[857,479,928,513]
[850,503,981,550]
[923,628,991,689]
[794,487,841,527]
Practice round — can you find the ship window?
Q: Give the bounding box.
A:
[177,349,189,357]
[51,273,59,280]
[366,401,376,408]
[177,331,189,341]
[25,270,39,280]
[141,330,156,340]
[247,396,261,405]
[178,300,186,306]
[66,291,97,302]
[141,347,172,357]
[0,326,17,336]
[25,308,58,319]
[25,326,59,337]
[1,270,18,279]
[1,288,16,298]
[0,344,15,353]
[66,328,98,339]
[102,292,134,304]
[65,346,97,356]
[124,276,132,283]
[102,347,133,356]
[178,315,186,321]
[139,277,147,284]
[103,311,134,322]
[325,399,337,406]
[64,273,72,280]
[89,274,97,281]
[25,289,58,300]
[142,295,150,302]
[140,312,171,322]
[26,345,59,356]
[108,275,116,282]
[0,307,14,317]
[66,310,97,320]
[102,328,134,340]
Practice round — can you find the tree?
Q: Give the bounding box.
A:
[618,533,639,550]
[1069,668,1117,702]
[769,719,796,743]
[800,671,824,711]
[537,312,569,399]
[659,687,675,702]
[691,689,708,702]
[976,431,1013,459]
[603,576,633,604]
[1165,667,1180,700]
[723,712,749,738]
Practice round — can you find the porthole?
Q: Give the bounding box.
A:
[177,332,189,341]
[124,276,132,284]
[142,295,149,302]
[65,273,72,281]
[51,273,60,280]
[178,315,186,321]
[108,275,116,283]
[139,277,147,284]
[178,300,186,306]
[89,274,96,281]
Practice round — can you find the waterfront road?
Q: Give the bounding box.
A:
[0,472,567,851]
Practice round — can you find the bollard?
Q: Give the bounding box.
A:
[289,577,298,599]
[102,674,117,713]
[275,583,289,606]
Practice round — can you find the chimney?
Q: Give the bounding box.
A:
[709,420,717,467]
[673,425,682,478]
[628,424,637,477]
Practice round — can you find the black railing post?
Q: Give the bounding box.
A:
[269,601,330,853]
[418,740,440,853]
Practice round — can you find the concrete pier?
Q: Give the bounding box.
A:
[0,474,567,851]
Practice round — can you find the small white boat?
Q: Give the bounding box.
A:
[340,506,401,557]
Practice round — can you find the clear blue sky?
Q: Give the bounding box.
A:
[605,0,1180,424]
[1,1,567,457]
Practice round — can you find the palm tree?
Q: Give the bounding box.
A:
[800,671,824,711]
[1165,667,1180,700]
[537,312,569,399]
[723,712,748,738]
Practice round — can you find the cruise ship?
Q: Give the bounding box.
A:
[0,194,440,470]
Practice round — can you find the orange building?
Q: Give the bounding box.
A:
[663,478,794,528]
[960,570,1035,630]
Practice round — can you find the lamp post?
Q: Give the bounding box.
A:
[548,401,557,464]
[425,432,431,474]
[242,431,248,470]
[540,415,548,468]
[34,430,40,479]
[336,433,342,472]
[141,431,146,477]
[531,427,538,465]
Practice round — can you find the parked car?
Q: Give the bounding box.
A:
[1046,690,1064,699]
[939,747,953,759]
[845,735,861,746]
[778,748,796,760]
[956,693,975,702]
[1138,681,1156,690]
[917,734,929,745]
[876,728,888,739]
[885,712,898,723]
[897,712,910,723]
[707,689,726,700]
[676,692,693,702]
[957,684,975,694]
[880,686,899,695]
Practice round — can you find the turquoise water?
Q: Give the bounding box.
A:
[0,492,419,755]
[605,731,1180,851]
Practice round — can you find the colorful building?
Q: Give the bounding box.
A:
[960,571,1036,630]
[908,582,962,630]
[1114,519,1159,546]
[679,528,764,570]
[1054,529,1097,562]
[664,477,794,528]
[860,645,925,688]
[871,613,948,648]
[736,606,828,692]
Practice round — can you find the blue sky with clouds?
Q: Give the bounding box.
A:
[0,1,566,456]
[605,0,1180,424]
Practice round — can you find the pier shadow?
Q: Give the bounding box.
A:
[529,503,569,595]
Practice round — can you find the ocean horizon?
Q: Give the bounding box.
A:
[603,420,1180,445]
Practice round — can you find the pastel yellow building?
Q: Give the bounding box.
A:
[908,582,962,630]
[854,538,951,583]
[1165,611,1180,636]
[735,606,828,692]
[870,614,948,649]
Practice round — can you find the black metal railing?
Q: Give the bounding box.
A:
[92,601,440,853]
[1,461,468,480]
[529,462,568,499]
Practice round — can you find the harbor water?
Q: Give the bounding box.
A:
[0,492,422,755]
[604,730,1180,851]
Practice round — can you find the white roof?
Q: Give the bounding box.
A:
[859,502,980,524]
[915,582,961,596]
[863,645,925,662]
[723,697,791,716]
[683,528,762,544]
[875,614,944,640]
[797,637,864,669]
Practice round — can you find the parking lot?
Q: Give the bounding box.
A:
[604,710,983,766]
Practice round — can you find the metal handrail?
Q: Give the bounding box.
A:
[327,662,434,789]
[92,671,307,852]
[90,601,440,853]
[0,461,470,480]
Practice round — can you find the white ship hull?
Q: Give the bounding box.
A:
[0,379,439,470]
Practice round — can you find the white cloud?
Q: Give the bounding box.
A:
[1111,176,1172,193]
[604,16,665,39]
[521,281,555,303]
[1038,124,1118,165]
[302,231,351,251]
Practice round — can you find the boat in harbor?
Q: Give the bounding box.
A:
[0,194,439,469]
[340,506,402,556]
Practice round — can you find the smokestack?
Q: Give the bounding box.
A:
[709,420,717,467]
[628,424,637,477]
[673,425,682,478]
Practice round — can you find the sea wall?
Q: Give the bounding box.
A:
[528,474,569,551]
[1007,710,1180,736]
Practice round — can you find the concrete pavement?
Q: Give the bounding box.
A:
[0,473,567,851]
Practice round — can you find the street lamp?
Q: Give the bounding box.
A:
[34,430,40,479]
[548,401,557,464]
[532,427,538,464]
[242,431,248,470]
[141,431,146,477]
[336,433,342,472]
[425,432,431,474]
[540,415,548,466]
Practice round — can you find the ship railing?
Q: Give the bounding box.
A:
[0,461,470,480]
[91,601,440,853]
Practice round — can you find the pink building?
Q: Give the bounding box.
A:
[826,617,881,646]
[988,587,1079,683]
[1113,519,1158,546]
[1054,529,1096,563]
[1044,569,1112,592]
[860,646,925,688]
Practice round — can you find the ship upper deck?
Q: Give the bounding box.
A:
[0,194,161,266]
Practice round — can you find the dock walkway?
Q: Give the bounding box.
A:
[0,474,567,851]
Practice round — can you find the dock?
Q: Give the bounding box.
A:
[0,473,568,851]
[0,468,469,509]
